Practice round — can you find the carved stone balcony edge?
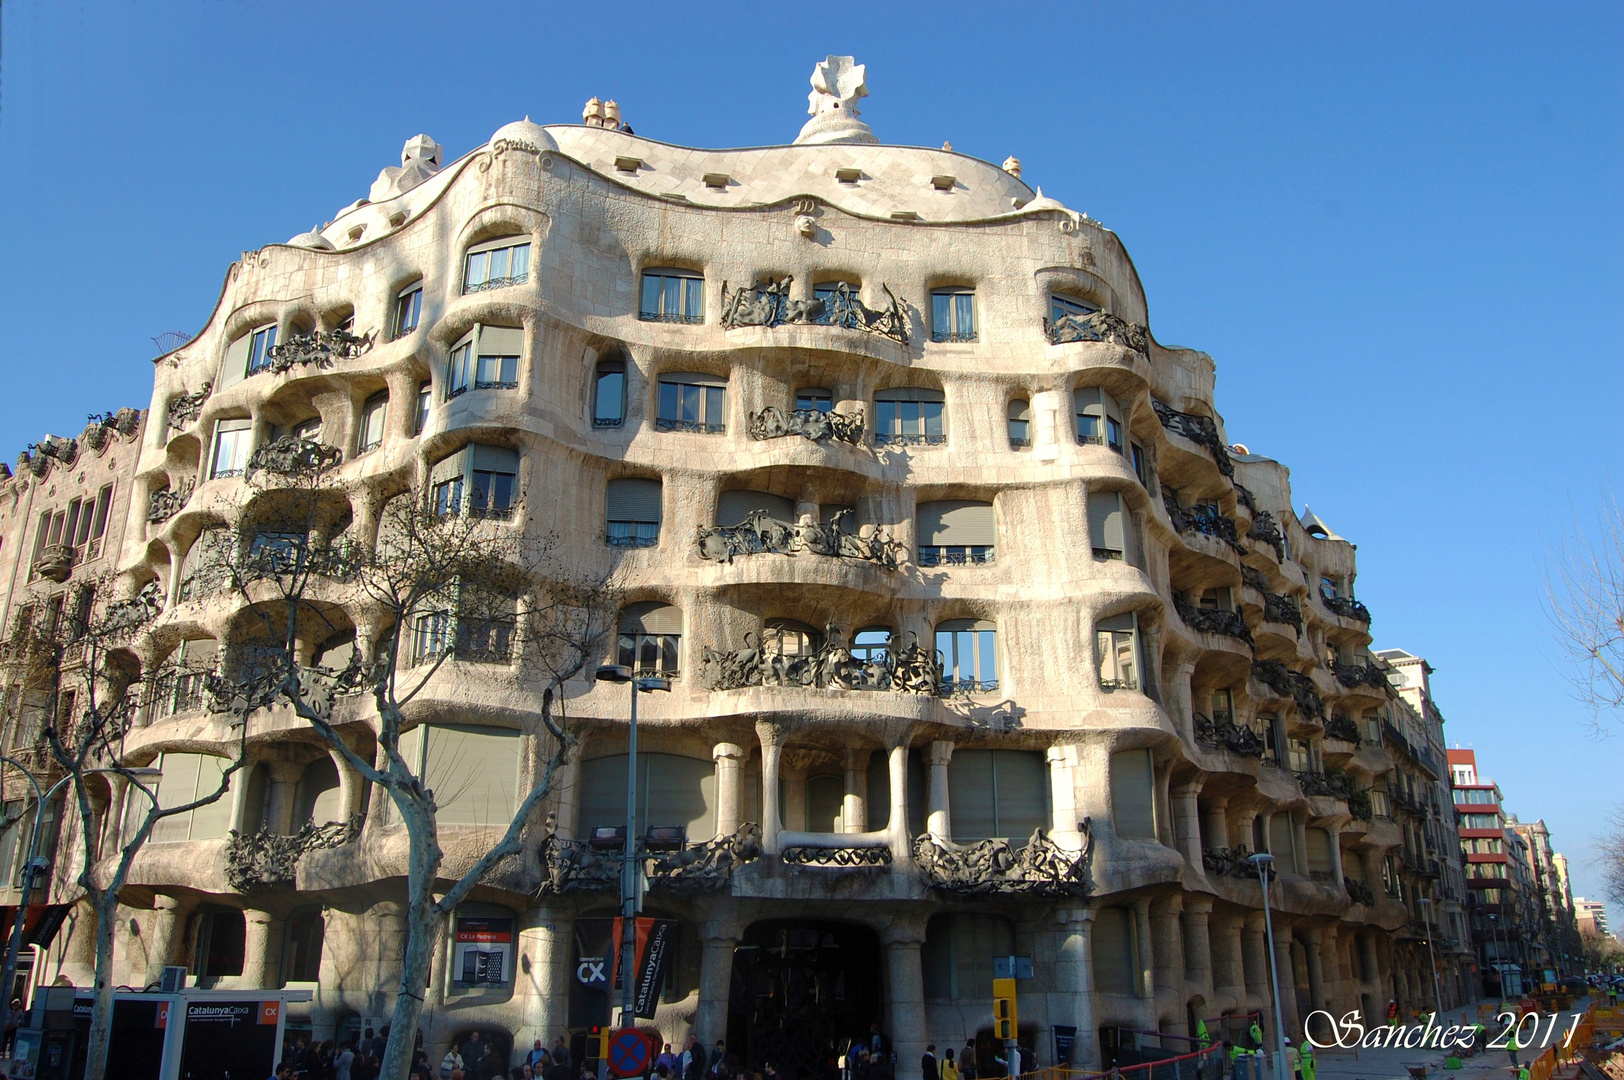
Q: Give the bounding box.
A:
[700,629,940,695]
[1152,400,1235,478]
[536,822,763,895]
[720,277,908,345]
[1042,310,1149,353]
[747,406,864,445]
[914,820,1093,897]
[224,815,360,892]
[695,509,904,569]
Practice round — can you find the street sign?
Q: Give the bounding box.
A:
[607,1029,651,1079]
[994,955,1033,979]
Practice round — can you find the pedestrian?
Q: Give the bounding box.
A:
[1248,1019,1264,1050]
[657,1044,680,1076]
[441,1048,465,1080]
[923,1045,938,1080]
[1508,1030,1521,1069]
[1283,1038,1299,1080]
[941,1048,958,1080]
[1386,1000,1400,1027]
[1196,1019,1211,1049]
[960,1040,977,1080]
[526,1041,548,1072]
[335,1042,356,1080]
[709,1041,728,1080]
[1298,1042,1315,1080]
[552,1038,572,1074]
[412,1053,435,1080]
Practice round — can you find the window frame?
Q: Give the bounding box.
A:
[655,372,727,434]
[929,287,978,343]
[244,324,280,377]
[639,268,705,324]
[209,419,253,480]
[935,618,998,694]
[874,387,946,447]
[1007,399,1032,449]
[594,358,628,427]
[393,281,423,338]
[356,391,388,455]
[462,236,532,295]
[1096,612,1141,692]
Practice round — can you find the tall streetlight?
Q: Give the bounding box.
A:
[1417,897,1444,1019]
[1487,913,1502,1001]
[0,761,157,1036]
[1248,852,1289,1080]
[595,663,670,1031]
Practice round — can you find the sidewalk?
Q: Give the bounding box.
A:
[1310,1003,1590,1080]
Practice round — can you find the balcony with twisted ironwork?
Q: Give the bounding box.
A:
[1295,768,1352,800]
[1151,400,1234,477]
[1203,846,1272,880]
[1193,711,1265,758]
[1250,659,1325,720]
[537,822,762,894]
[915,823,1095,897]
[747,407,864,445]
[1173,593,1254,647]
[1322,593,1373,624]
[1333,660,1390,692]
[1247,510,1286,561]
[1042,310,1149,352]
[1163,492,1245,554]
[1344,877,1376,905]
[1325,713,1362,744]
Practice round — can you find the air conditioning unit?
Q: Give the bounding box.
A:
[159,966,188,993]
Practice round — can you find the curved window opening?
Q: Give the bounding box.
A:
[1075,387,1125,453]
[656,372,726,434]
[606,478,661,548]
[1051,294,1099,323]
[393,281,423,338]
[805,774,845,832]
[594,357,627,427]
[194,907,246,980]
[874,387,944,446]
[765,619,822,658]
[949,750,1048,841]
[447,325,523,398]
[463,236,531,294]
[795,388,834,413]
[1097,612,1140,691]
[579,752,716,840]
[1007,399,1031,448]
[917,500,994,566]
[618,602,682,678]
[851,627,892,666]
[1110,748,1156,840]
[716,490,795,528]
[930,287,977,343]
[356,391,388,455]
[936,619,997,694]
[640,269,704,323]
[243,324,279,377]
[294,757,343,828]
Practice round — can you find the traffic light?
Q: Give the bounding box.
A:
[585,1026,604,1061]
[993,978,1018,1041]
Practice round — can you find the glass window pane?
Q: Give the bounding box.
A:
[501,356,518,384]
[662,277,680,317]
[923,401,944,439]
[680,384,701,423]
[596,371,625,421]
[510,243,530,279]
[876,400,897,435]
[955,293,975,335]
[641,275,661,316]
[932,293,951,334]
[488,247,510,281]
[466,251,489,287]
[683,277,703,319]
[659,382,678,420]
[704,385,724,425]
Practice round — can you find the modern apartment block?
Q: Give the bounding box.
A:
[1575,898,1609,937]
[1510,817,1582,976]
[5,58,1466,1073]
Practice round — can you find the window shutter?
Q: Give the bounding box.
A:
[1098,613,1136,634]
[1306,828,1334,876]
[993,751,1050,840]
[477,326,524,356]
[1074,386,1101,413]
[466,235,527,256]
[1110,748,1156,839]
[424,725,520,826]
[222,334,252,388]
[1091,907,1137,995]
[948,750,997,842]
[1007,399,1031,422]
[876,387,945,404]
[430,447,467,486]
[151,754,202,843]
[620,602,682,636]
[717,490,795,528]
[189,755,234,840]
[917,500,995,546]
[1269,812,1294,861]
[607,479,662,523]
[1088,491,1124,551]
[659,371,727,389]
[178,638,218,666]
[643,753,717,841]
[470,444,520,473]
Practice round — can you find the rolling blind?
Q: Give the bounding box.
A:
[150,753,202,844]
[606,479,662,522]
[1088,491,1125,551]
[222,333,252,387]
[917,501,995,546]
[466,235,527,255]
[189,755,235,840]
[1092,907,1137,995]
[1111,748,1156,840]
[1007,399,1031,422]
[1269,812,1295,863]
[951,750,1049,841]
[1306,828,1334,876]
[477,326,524,356]
[948,750,996,842]
[716,490,795,527]
[579,754,717,839]
[875,387,945,403]
[1075,386,1121,419]
[1098,612,1136,634]
[619,602,682,635]
[470,444,520,473]
[424,726,520,827]
[430,448,467,485]
[659,371,726,388]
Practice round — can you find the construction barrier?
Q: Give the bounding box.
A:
[1024,1042,1227,1080]
[1528,1045,1557,1080]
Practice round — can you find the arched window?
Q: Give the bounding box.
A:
[930,287,977,342]
[446,325,523,398]
[356,391,388,455]
[1087,490,1130,561]
[717,490,795,528]
[1091,907,1140,995]
[874,388,945,446]
[463,236,531,294]
[1110,749,1156,840]
[209,419,253,479]
[1007,399,1031,448]
[1075,387,1125,453]
[226,323,279,380]
[618,602,682,677]
[606,478,661,547]
[795,388,833,413]
[594,357,627,426]
[936,619,997,693]
[948,750,1048,841]
[282,907,325,984]
[851,627,892,665]
[765,619,822,658]
[1096,612,1140,691]
[922,913,1015,1001]
[393,281,423,339]
[640,268,704,323]
[917,500,995,566]
[294,757,343,828]
[579,753,716,840]
[656,372,726,433]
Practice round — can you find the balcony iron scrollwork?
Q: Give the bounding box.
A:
[262,327,374,372]
[700,629,940,695]
[1263,591,1303,633]
[82,408,141,451]
[1325,714,1362,744]
[747,406,864,445]
[721,277,908,344]
[1042,309,1149,353]
[1333,661,1389,690]
[1152,400,1234,477]
[224,815,360,892]
[1322,594,1373,624]
[1203,846,1273,880]
[1250,659,1325,720]
[695,508,905,569]
[1344,878,1376,905]
[1194,712,1266,758]
[147,481,194,524]
[166,381,213,431]
[1248,511,1286,561]
[1295,769,1352,799]
[914,820,1094,897]
[1174,593,1254,646]
[1162,491,1245,553]
[243,437,344,482]
[536,821,763,894]
[781,844,892,867]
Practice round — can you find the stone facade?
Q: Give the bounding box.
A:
[17,58,1461,1073]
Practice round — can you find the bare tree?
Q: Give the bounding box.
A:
[201,441,618,1080]
[1546,491,1624,719]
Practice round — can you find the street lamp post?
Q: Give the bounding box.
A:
[1417,898,1444,1019]
[1487,913,1502,1001]
[596,664,670,1031]
[1249,852,1289,1080]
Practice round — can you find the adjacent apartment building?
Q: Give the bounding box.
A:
[3,57,1471,1073]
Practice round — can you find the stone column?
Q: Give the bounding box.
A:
[1051,905,1099,1068]
[881,921,928,1073]
[843,749,870,833]
[1151,896,1185,1029]
[1329,832,1346,886]
[1202,796,1230,852]
[515,907,573,1055]
[1271,922,1299,1039]
[1212,911,1247,1013]
[1236,808,1259,854]
[144,896,190,984]
[886,743,910,862]
[696,915,742,1047]
[925,741,954,840]
[757,721,783,854]
[241,909,282,989]
[1241,913,1268,1010]
[1171,782,1204,869]
[263,759,304,835]
[713,743,747,836]
[1302,926,1326,1028]
[1046,745,1080,842]
[1134,898,1155,1001]
[1183,897,1216,1006]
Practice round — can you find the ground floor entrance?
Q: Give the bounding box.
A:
[727,920,885,1076]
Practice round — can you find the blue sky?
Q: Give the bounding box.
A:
[3,4,1621,899]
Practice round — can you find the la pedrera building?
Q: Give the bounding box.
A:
[25,56,1448,1074]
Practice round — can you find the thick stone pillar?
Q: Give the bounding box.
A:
[757,721,783,854]
[1241,913,1268,1009]
[925,741,953,839]
[1046,745,1081,842]
[1213,911,1247,1012]
[240,910,282,989]
[1302,927,1326,1030]
[1151,896,1186,1029]
[263,759,304,835]
[1051,905,1099,1068]
[843,749,870,833]
[144,896,190,984]
[371,901,409,1018]
[1329,832,1346,886]
[515,907,573,1055]
[1183,897,1216,1006]
[1172,783,1204,869]
[882,921,928,1073]
[886,743,910,862]
[1203,797,1230,851]
[1271,922,1299,1039]
[713,743,747,836]
[1134,898,1155,1001]
[696,917,741,1047]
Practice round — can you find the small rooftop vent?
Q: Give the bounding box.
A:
[930,175,957,191]
[835,167,862,184]
[614,155,642,174]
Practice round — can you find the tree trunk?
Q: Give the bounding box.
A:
[82,895,119,1080]
[379,796,445,1080]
